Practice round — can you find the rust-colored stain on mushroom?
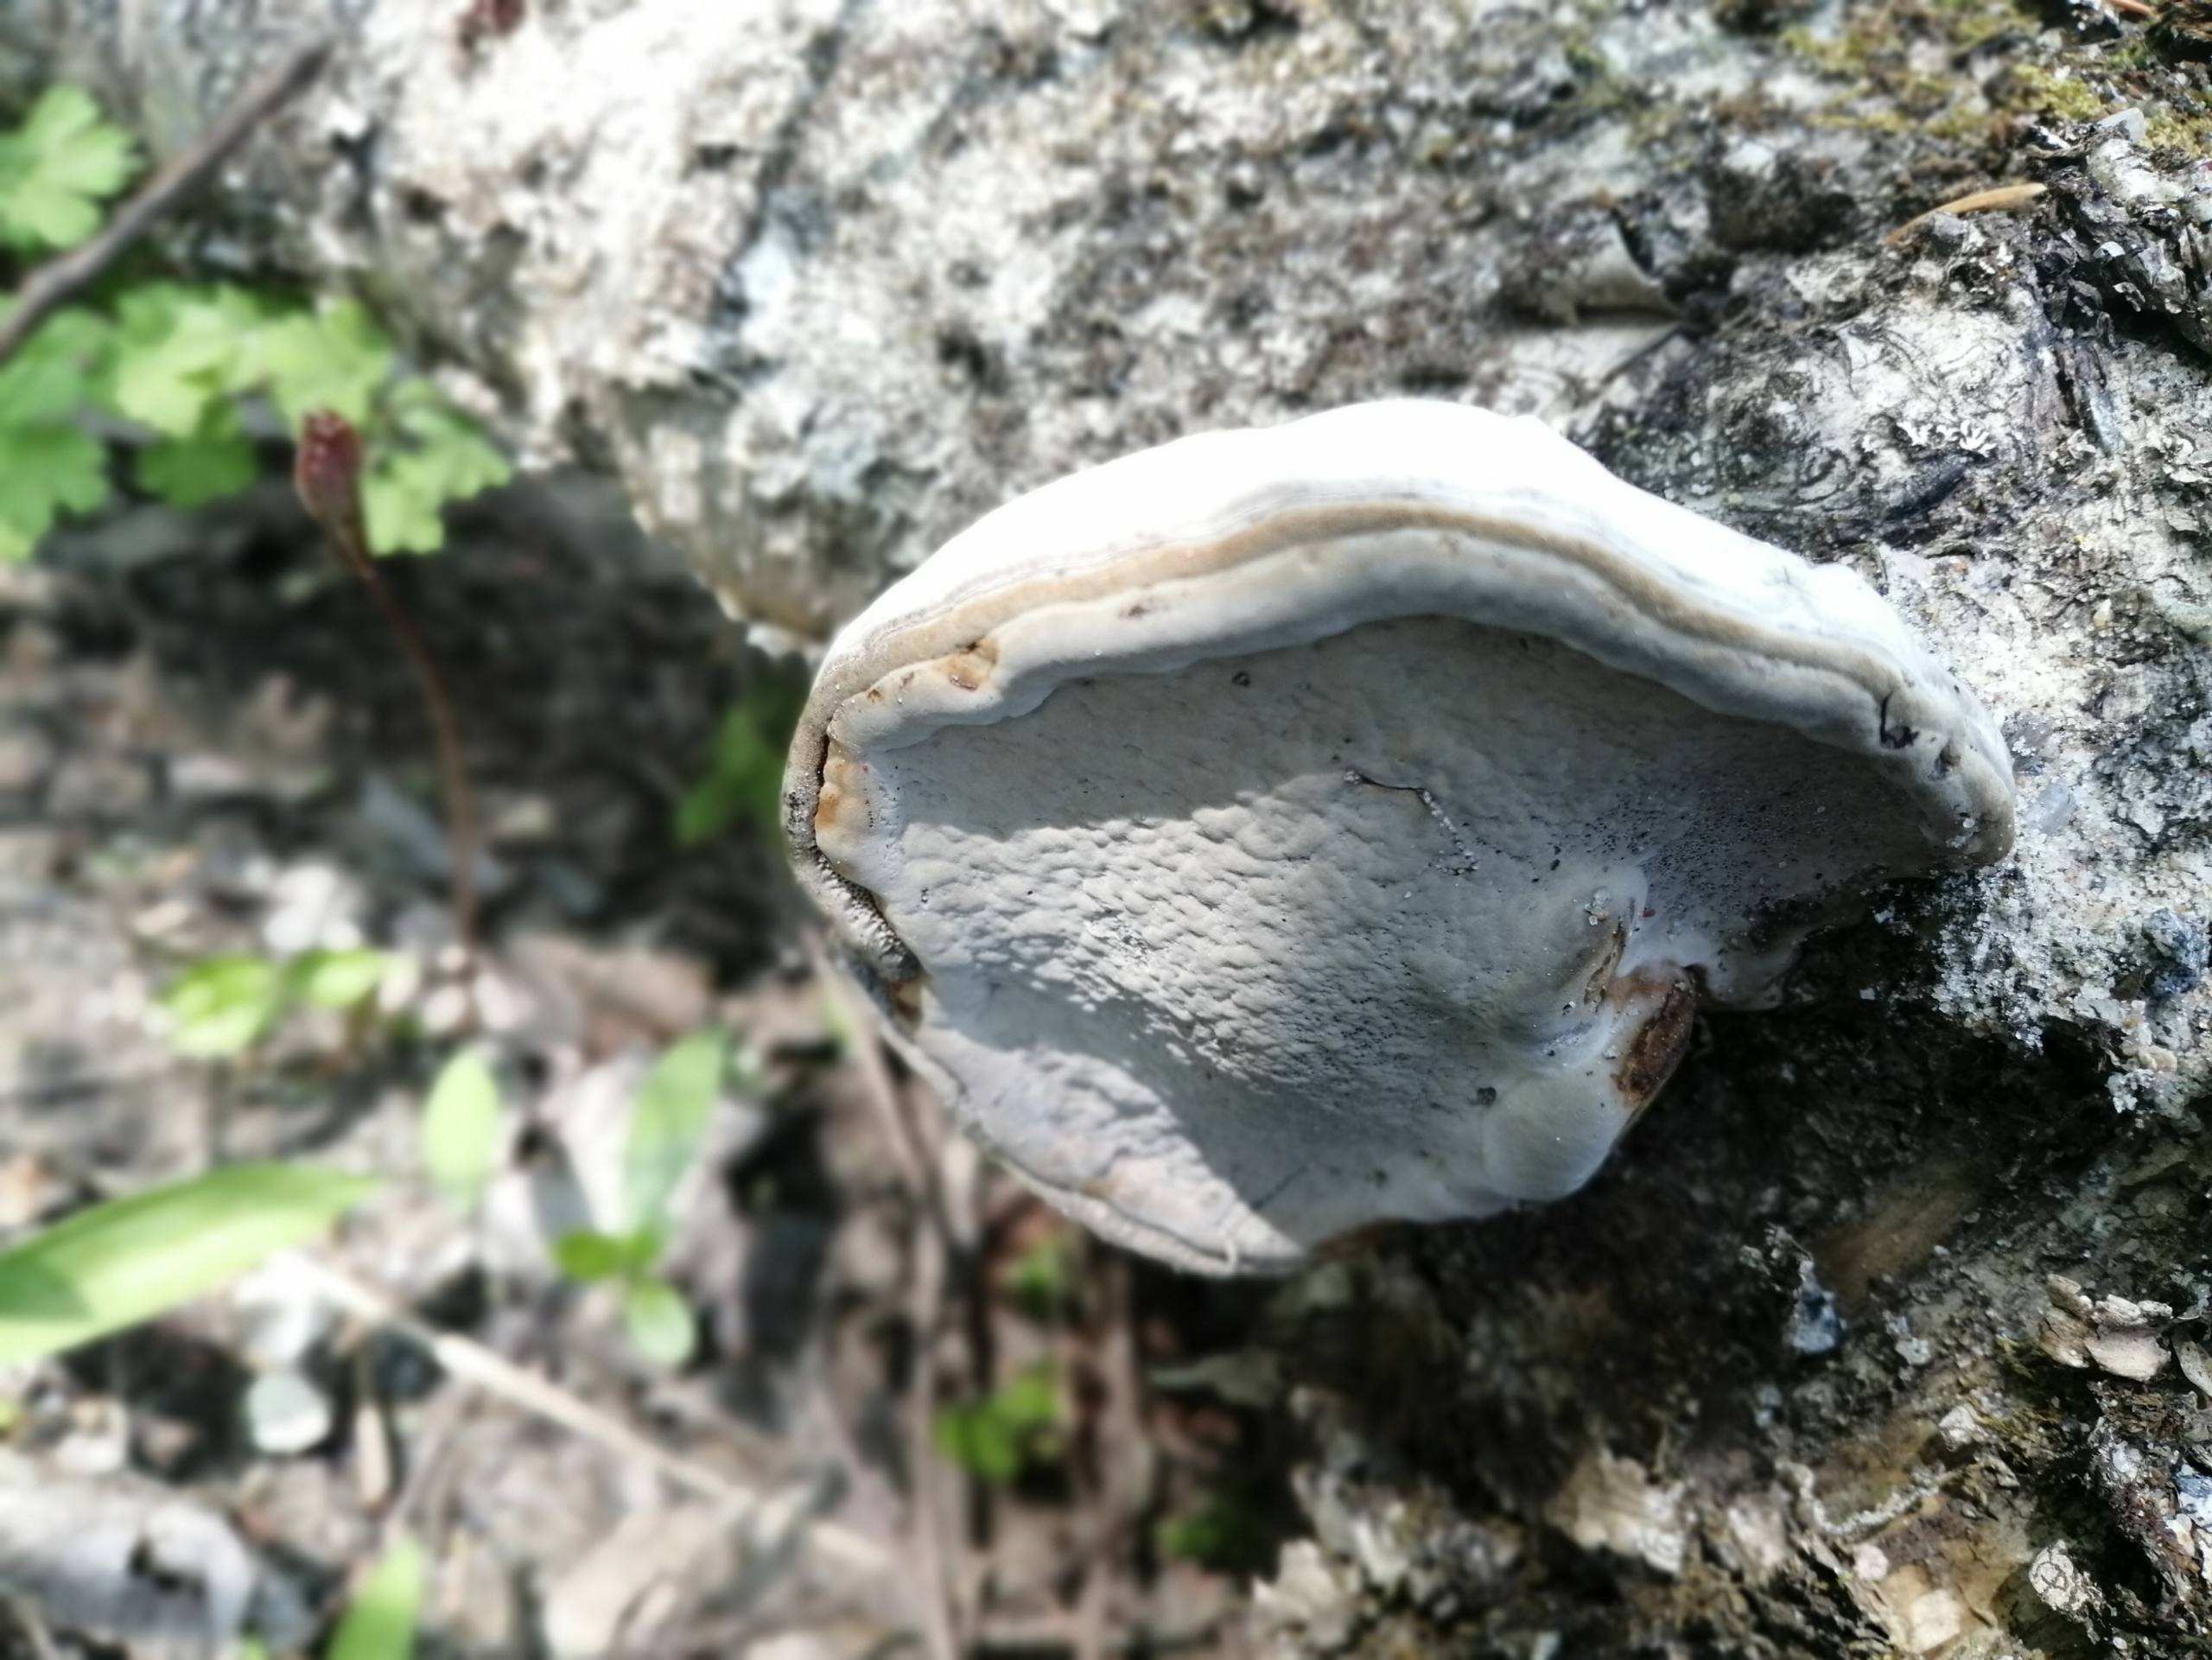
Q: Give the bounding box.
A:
[937,647,996,692]
[1582,922,1629,1007]
[1313,1218,1411,1262]
[893,636,1002,695]
[889,976,925,1021]
[1615,976,1698,1111]
[813,740,868,840]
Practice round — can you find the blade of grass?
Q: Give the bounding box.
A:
[623,1031,727,1235]
[0,1163,374,1365]
[327,1535,423,1660]
[419,1048,502,1209]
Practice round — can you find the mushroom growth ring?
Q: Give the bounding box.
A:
[783,401,2013,1275]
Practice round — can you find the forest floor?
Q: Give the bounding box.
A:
[0,474,1286,1659]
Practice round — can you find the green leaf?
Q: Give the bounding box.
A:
[1154,1493,1272,1572]
[0,309,113,560]
[420,1050,502,1210]
[135,404,257,508]
[0,420,108,562]
[623,1032,727,1235]
[0,1163,375,1366]
[931,1365,1063,1483]
[674,677,807,848]
[157,954,289,1059]
[359,455,452,556]
[293,949,391,1010]
[385,378,493,450]
[360,401,511,557]
[550,1229,652,1283]
[621,1275,697,1368]
[817,979,859,1058]
[1005,1233,1079,1319]
[0,86,135,251]
[247,302,394,427]
[932,1401,1021,1484]
[0,308,109,427]
[995,1366,1061,1434]
[327,1535,424,1660]
[104,284,255,436]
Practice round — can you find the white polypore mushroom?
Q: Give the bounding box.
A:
[784,401,2014,1275]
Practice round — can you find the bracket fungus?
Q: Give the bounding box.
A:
[784,401,2014,1275]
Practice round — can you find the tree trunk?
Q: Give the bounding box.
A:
[10,0,2212,1650]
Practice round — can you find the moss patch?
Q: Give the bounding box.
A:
[1777,0,2043,145]
[1999,62,2113,122]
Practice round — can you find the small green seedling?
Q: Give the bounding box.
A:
[553,1031,738,1368]
[156,947,392,1059]
[931,1364,1065,1484]
[1154,1492,1274,1574]
[1003,1231,1082,1320]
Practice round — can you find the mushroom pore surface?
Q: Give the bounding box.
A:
[785,401,2013,1275]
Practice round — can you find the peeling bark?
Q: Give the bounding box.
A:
[10,0,2212,1650]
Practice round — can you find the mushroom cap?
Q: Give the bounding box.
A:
[784,401,2013,1275]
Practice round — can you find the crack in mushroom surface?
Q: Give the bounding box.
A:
[783,401,2015,1275]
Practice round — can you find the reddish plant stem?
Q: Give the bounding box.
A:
[459,0,528,51]
[296,413,480,960]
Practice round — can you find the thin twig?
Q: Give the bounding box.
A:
[808,935,929,1199]
[810,942,967,1658]
[277,1250,889,1579]
[971,1611,1228,1657]
[0,35,336,368]
[346,544,480,954]
[385,1380,469,1530]
[296,415,481,959]
[1072,1256,1142,1660]
[0,1065,178,1108]
[1886,182,2048,248]
[908,1200,963,1660]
